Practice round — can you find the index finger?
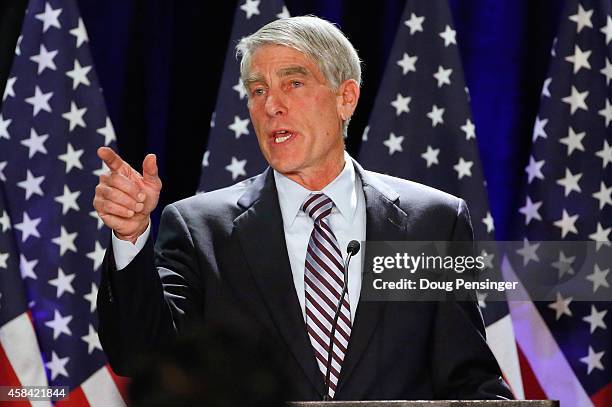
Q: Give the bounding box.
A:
[97,147,125,172]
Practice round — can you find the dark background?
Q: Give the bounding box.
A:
[0,0,564,239]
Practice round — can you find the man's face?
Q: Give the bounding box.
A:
[245,45,351,187]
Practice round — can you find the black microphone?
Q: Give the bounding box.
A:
[323,240,361,400]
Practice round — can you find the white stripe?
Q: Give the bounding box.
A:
[307,330,343,374]
[307,244,344,290]
[502,257,593,407]
[0,313,50,407]
[305,285,351,339]
[306,303,350,350]
[305,270,351,323]
[485,314,524,399]
[81,366,126,407]
[313,229,344,268]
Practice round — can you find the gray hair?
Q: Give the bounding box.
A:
[236,16,362,137]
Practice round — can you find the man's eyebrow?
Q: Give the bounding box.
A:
[243,73,265,87]
[277,66,309,77]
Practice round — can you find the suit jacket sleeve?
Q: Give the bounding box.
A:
[97,203,203,376]
[431,199,513,399]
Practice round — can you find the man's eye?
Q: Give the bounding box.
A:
[252,88,265,96]
[290,80,303,88]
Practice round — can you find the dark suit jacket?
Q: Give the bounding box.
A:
[98,160,513,401]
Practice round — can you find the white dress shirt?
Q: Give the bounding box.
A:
[112,154,366,323]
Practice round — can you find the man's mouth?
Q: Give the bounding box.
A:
[272,129,295,144]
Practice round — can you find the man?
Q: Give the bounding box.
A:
[95,16,513,401]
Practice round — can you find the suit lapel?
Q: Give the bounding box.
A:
[233,168,324,396]
[336,161,409,394]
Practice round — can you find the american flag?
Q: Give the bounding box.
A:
[0,0,127,405]
[198,0,289,192]
[356,0,524,398]
[506,0,611,405]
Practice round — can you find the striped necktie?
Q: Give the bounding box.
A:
[302,193,351,399]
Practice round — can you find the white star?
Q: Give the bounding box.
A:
[54,185,81,214]
[97,117,116,145]
[421,145,439,168]
[582,305,607,334]
[276,5,290,19]
[240,0,260,19]
[598,99,612,127]
[596,140,612,168]
[586,265,609,293]
[45,351,69,380]
[519,196,543,225]
[0,114,12,140]
[201,150,210,167]
[559,127,585,156]
[568,4,593,33]
[427,105,445,127]
[84,283,98,313]
[17,170,45,200]
[383,132,404,155]
[225,157,247,180]
[20,128,49,158]
[561,86,588,114]
[29,44,58,74]
[602,15,612,45]
[482,212,494,233]
[362,126,369,142]
[461,118,475,140]
[579,346,604,374]
[548,292,573,320]
[525,156,545,183]
[480,250,495,269]
[0,210,10,232]
[48,267,76,298]
[20,254,38,280]
[232,79,247,100]
[390,93,411,116]
[89,210,104,230]
[439,25,457,47]
[51,226,78,256]
[228,115,250,139]
[601,58,612,85]
[62,102,87,131]
[396,53,417,75]
[92,161,110,178]
[86,241,106,271]
[476,291,488,308]
[564,45,591,73]
[433,65,452,87]
[35,3,62,33]
[14,35,22,56]
[81,325,103,354]
[453,157,473,179]
[0,162,6,182]
[45,309,72,340]
[404,13,425,34]
[66,59,91,89]
[58,143,84,173]
[588,223,610,247]
[25,86,53,116]
[592,182,612,209]
[532,116,548,142]
[69,18,88,47]
[14,212,41,242]
[556,168,582,196]
[2,76,16,101]
[0,252,8,269]
[551,251,576,278]
[210,111,215,128]
[553,209,579,238]
[541,77,552,97]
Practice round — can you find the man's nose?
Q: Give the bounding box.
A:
[264,90,288,117]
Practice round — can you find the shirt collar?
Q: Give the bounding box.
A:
[273,152,358,228]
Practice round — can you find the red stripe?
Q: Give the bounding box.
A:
[0,343,30,407]
[516,343,547,400]
[304,290,351,344]
[308,243,344,287]
[311,234,345,273]
[316,223,342,257]
[55,386,89,407]
[308,329,343,378]
[302,194,321,212]
[591,380,612,407]
[305,308,348,356]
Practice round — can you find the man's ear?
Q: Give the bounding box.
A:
[336,79,360,121]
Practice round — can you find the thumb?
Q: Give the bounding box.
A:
[142,154,159,184]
